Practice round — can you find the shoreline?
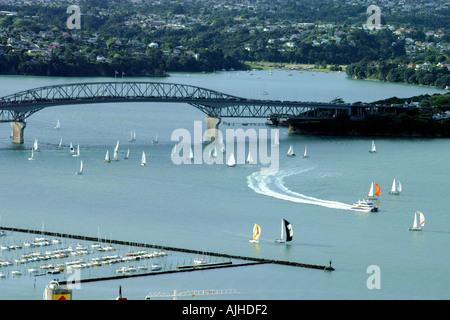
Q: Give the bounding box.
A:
[243,61,347,72]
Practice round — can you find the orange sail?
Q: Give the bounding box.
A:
[374,183,381,197]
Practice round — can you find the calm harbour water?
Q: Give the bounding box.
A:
[0,70,448,300]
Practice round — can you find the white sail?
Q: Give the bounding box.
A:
[112,149,119,161]
[301,145,308,158]
[28,148,35,161]
[69,142,74,154]
[141,151,146,166]
[114,140,119,152]
[409,211,425,231]
[287,144,295,157]
[104,150,110,162]
[54,119,60,129]
[72,143,80,157]
[128,130,136,142]
[33,138,38,151]
[152,132,158,144]
[370,140,376,153]
[246,151,254,164]
[76,160,83,175]
[227,153,236,167]
[211,146,218,158]
[124,148,130,159]
[417,211,425,227]
[272,130,279,146]
[58,137,62,148]
[171,145,177,158]
[389,178,402,195]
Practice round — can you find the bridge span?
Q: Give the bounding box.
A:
[0,81,388,143]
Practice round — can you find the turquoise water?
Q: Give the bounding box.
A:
[0,71,448,300]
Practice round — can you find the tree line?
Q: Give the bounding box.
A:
[346,58,450,89]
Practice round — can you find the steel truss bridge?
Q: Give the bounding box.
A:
[0,81,387,122]
[0,81,398,142]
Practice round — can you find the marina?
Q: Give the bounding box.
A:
[0,71,448,299]
[0,225,333,281]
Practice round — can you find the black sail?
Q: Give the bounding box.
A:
[284,219,293,242]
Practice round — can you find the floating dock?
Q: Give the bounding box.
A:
[0,226,333,284]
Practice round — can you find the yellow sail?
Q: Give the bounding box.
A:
[252,224,261,241]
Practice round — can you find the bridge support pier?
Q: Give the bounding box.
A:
[205,117,221,141]
[10,122,26,144]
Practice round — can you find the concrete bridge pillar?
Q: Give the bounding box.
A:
[11,121,26,144]
[205,117,221,141]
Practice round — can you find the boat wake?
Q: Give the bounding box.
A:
[247,167,353,210]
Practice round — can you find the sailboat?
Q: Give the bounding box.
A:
[210,146,218,159]
[54,120,60,129]
[246,151,254,164]
[58,137,62,148]
[369,140,376,153]
[141,151,146,166]
[388,178,402,195]
[76,160,83,175]
[366,182,381,200]
[227,153,236,167]
[249,224,261,243]
[300,145,308,158]
[128,130,136,142]
[124,148,130,159]
[409,211,425,231]
[72,143,80,157]
[111,140,120,161]
[28,148,35,161]
[104,150,111,163]
[275,219,293,244]
[112,149,119,161]
[33,138,38,151]
[287,144,295,157]
[272,130,279,146]
[152,132,158,144]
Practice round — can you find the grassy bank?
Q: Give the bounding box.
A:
[243,61,347,72]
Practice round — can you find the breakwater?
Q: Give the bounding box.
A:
[0,225,334,283]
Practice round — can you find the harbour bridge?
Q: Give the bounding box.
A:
[0,81,391,143]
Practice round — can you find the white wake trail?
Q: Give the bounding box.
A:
[247,167,353,210]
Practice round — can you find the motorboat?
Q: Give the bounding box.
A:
[351,199,378,212]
